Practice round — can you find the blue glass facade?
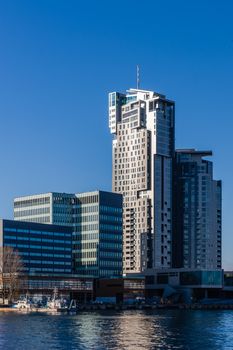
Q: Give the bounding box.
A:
[0,219,72,274]
[173,150,222,270]
[180,270,223,286]
[73,191,123,277]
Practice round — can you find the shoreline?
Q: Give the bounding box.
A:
[1,303,233,313]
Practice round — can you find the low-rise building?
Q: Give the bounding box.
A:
[0,219,72,275]
[143,268,223,301]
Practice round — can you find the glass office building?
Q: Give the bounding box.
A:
[73,191,123,277]
[14,192,74,226]
[13,190,123,278]
[0,219,72,274]
[173,149,222,270]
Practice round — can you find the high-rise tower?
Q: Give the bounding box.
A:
[109,88,175,273]
[172,149,222,269]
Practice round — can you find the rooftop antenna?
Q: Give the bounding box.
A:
[136,65,140,89]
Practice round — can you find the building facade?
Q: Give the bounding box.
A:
[73,191,123,277]
[109,88,175,273]
[14,192,74,226]
[14,191,123,278]
[172,149,222,269]
[143,267,223,301]
[0,219,72,274]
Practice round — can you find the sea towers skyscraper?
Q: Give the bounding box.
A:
[109,88,175,273]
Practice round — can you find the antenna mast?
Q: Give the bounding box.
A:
[136,65,140,89]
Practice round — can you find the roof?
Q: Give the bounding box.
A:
[176,149,212,157]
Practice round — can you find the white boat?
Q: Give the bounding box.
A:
[46,288,68,312]
[47,299,67,311]
[13,299,32,310]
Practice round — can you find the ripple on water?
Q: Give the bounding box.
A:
[0,310,233,350]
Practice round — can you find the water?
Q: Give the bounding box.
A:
[0,310,233,349]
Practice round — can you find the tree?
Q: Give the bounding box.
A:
[0,246,24,304]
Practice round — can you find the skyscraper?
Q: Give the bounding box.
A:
[109,88,175,273]
[172,149,222,269]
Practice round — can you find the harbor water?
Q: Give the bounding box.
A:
[0,309,233,349]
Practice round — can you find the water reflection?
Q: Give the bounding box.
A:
[75,311,156,349]
[0,310,233,349]
[111,312,162,349]
[73,310,233,350]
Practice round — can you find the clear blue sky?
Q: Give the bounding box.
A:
[0,0,232,268]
